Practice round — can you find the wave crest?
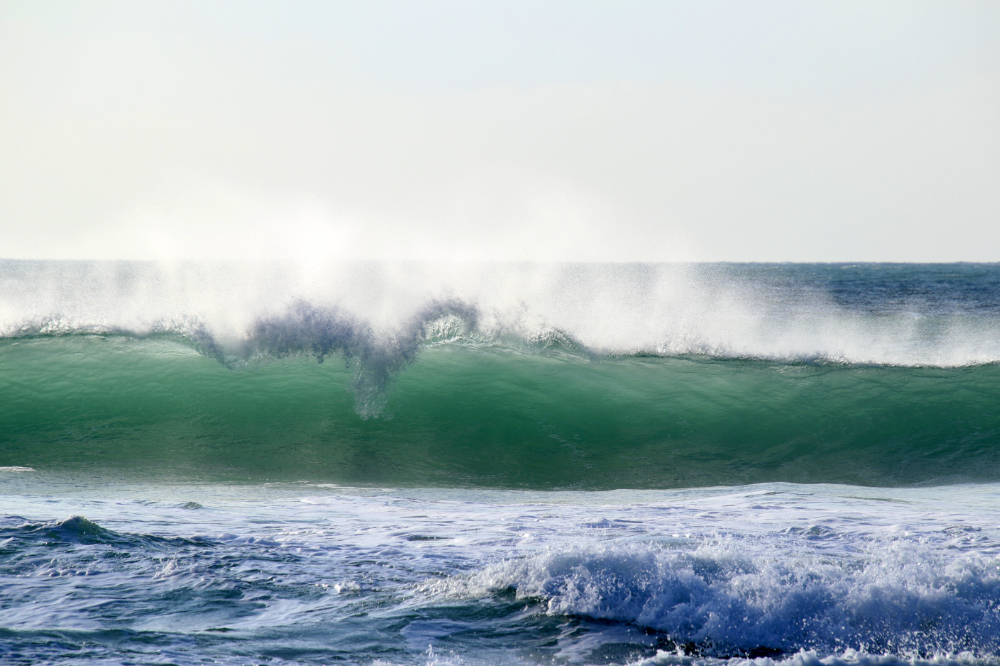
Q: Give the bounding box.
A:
[448,540,1000,658]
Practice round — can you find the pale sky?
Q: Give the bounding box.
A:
[2,0,999,262]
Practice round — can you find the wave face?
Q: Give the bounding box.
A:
[2,260,999,488]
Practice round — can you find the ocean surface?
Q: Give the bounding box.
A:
[1,261,999,665]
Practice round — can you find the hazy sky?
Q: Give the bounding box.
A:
[2,0,999,262]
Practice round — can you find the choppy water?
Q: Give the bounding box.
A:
[1,479,999,666]
[2,261,999,664]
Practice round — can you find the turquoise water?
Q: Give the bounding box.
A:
[2,335,999,487]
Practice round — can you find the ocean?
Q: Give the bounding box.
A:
[1,261,998,665]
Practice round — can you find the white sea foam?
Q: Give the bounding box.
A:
[458,539,1000,656]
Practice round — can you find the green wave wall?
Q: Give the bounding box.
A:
[2,335,999,488]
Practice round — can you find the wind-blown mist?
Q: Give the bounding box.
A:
[3,261,999,367]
